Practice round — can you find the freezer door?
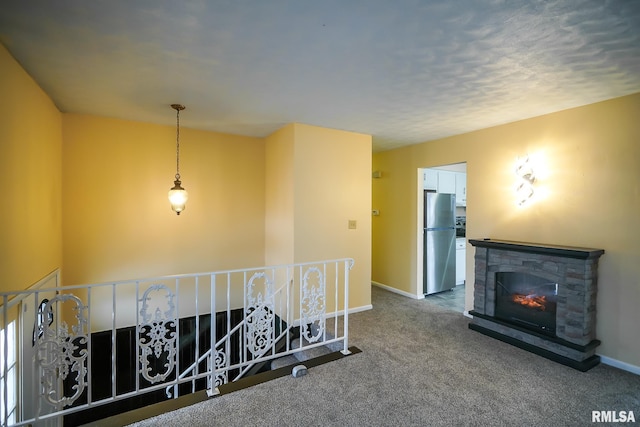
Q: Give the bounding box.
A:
[425,192,455,229]
[424,228,456,295]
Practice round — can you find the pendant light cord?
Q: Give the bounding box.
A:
[175,107,181,181]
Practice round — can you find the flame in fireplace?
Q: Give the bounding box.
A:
[511,293,547,311]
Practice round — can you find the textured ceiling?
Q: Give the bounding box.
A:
[1,1,639,152]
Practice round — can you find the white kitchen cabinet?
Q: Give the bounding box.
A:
[424,169,465,201]
[456,238,466,285]
[424,169,438,191]
[438,170,456,194]
[455,172,467,206]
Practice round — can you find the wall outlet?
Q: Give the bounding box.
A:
[348,220,357,229]
[372,209,380,216]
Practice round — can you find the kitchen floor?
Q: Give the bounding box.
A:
[423,284,466,313]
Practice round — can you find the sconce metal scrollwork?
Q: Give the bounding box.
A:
[515,156,536,205]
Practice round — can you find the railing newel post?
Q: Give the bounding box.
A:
[135,281,140,393]
[334,260,339,342]
[175,278,180,396]
[193,275,200,395]
[111,283,117,400]
[226,273,231,384]
[87,287,93,406]
[210,272,216,393]
[2,295,8,427]
[342,259,351,355]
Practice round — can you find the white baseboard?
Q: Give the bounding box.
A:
[599,355,640,376]
[348,304,373,314]
[297,304,371,326]
[463,310,473,319]
[372,281,424,300]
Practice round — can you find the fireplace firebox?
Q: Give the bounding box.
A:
[468,239,604,371]
[494,272,557,336]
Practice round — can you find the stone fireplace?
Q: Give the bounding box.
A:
[468,239,604,371]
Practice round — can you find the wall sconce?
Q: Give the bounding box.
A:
[168,104,188,215]
[515,155,535,205]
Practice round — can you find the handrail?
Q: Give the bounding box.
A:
[1,258,353,427]
[0,258,353,299]
[168,295,293,397]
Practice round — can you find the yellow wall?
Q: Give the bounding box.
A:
[292,124,372,310]
[62,114,266,285]
[61,115,373,324]
[0,44,62,292]
[265,124,295,266]
[372,93,640,366]
[265,123,372,310]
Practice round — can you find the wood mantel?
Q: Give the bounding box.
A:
[468,239,604,260]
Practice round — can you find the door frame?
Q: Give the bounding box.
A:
[417,163,467,300]
[416,168,426,299]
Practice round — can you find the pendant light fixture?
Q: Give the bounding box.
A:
[168,104,188,215]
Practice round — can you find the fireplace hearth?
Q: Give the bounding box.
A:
[468,239,604,371]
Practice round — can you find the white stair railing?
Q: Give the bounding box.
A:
[0,258,353,427]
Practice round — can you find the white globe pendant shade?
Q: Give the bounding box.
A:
[168,179,188,215]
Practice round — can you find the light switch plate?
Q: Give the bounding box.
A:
[348,220,357,229]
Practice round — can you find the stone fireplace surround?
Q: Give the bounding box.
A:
[468,238,605,371]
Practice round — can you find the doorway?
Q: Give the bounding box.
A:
[417,162,466,313]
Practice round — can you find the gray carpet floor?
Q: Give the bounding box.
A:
[128,286,640,427]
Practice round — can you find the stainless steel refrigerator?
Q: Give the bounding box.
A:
[424,192,456,295]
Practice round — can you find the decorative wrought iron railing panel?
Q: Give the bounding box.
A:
[0,259,353,427]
